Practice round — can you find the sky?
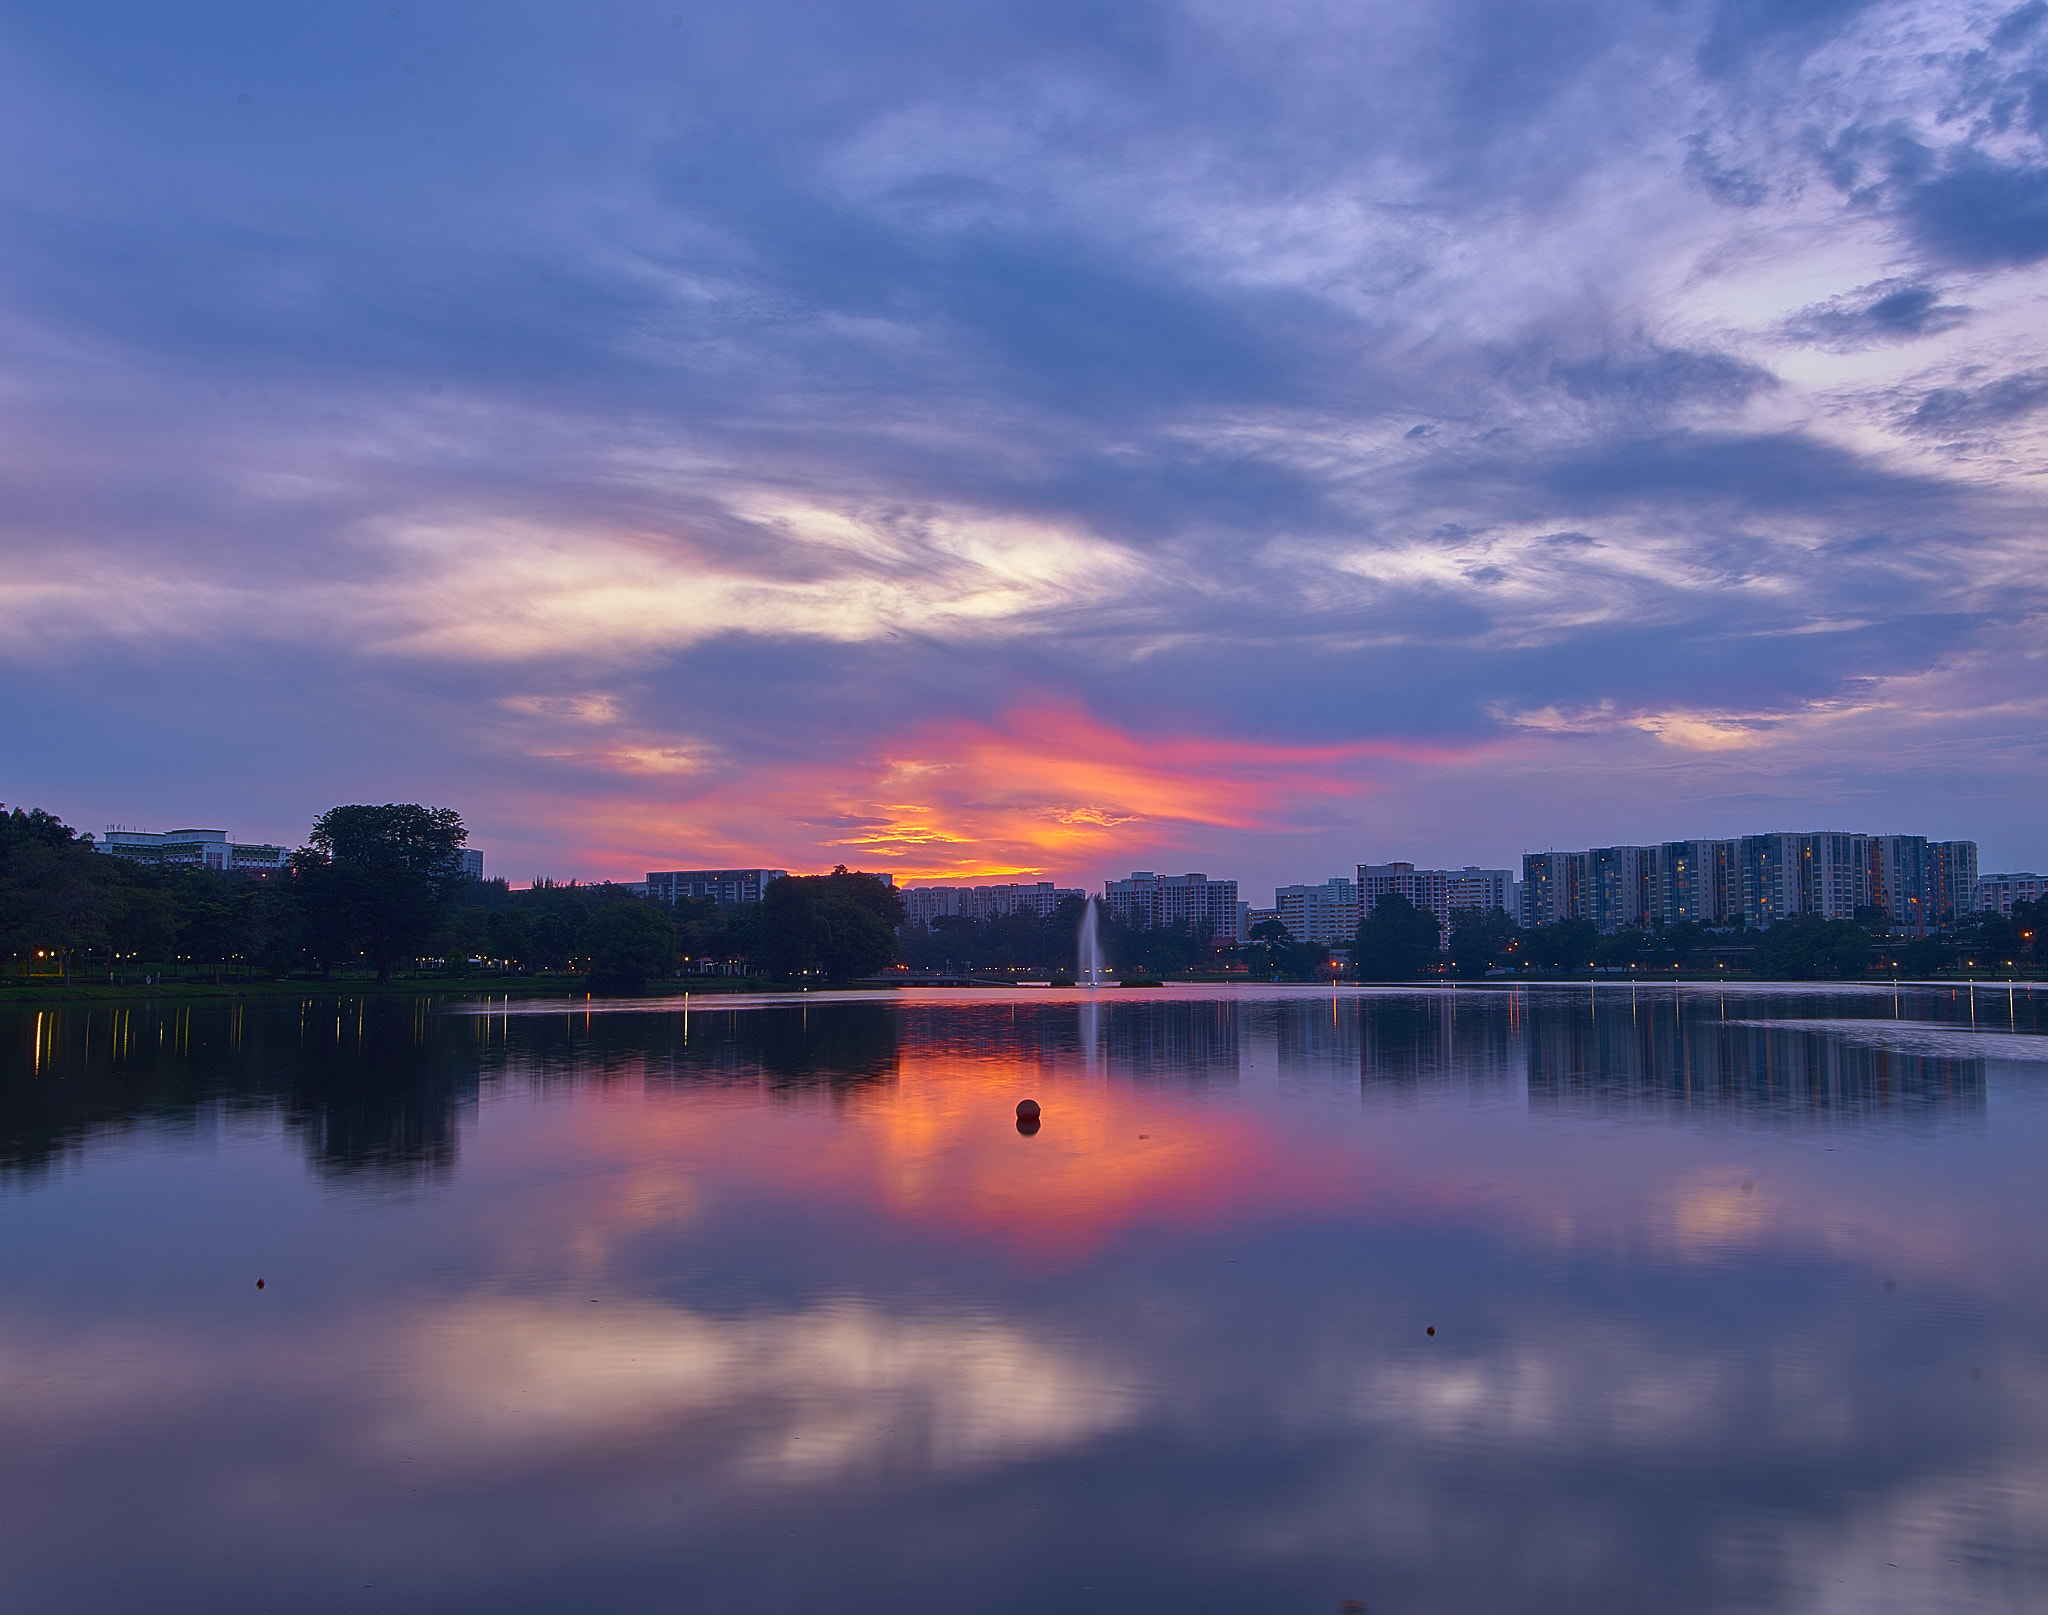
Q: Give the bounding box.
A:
[2,0,2046,895]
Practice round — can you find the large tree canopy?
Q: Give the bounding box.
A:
[759,868,903,983]
[292,804,469,985]
[1750,917,1870,981]
[1352,892,1442,981]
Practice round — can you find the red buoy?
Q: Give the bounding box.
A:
[1016,1099,1040,1119]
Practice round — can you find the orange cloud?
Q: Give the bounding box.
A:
[514,700,1484,882]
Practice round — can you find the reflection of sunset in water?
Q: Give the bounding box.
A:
[8,986,2048,1614]
[461,992,2047,1296]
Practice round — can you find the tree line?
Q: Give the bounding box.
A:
[0,805,906,988]
[8,798,2039,988]
[1344,891,2048,981]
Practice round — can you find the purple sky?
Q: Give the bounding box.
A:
[3,0,2045,896]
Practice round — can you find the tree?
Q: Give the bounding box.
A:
[292,805,468,985]
[1522,918,1601,972]
[1242,918,1318,980]
[486,908,533,970]
[1594,928,1650,970]
[585,900,677,991]
[1750,916,1869,980]
[1446,907,1519,978]
[1646,920,1710,968]
[1897,935,1952,976]
[2013,898,2047,964]
[1954,910,2020,968]
[759,869,902,982]
[1142,936,1195,977]
[0,811,128,982]
[1352,892,1441,980]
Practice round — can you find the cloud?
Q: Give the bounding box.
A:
[0,0,2043,880]
[1900,367,2048,435]
[1781,279,1973,350]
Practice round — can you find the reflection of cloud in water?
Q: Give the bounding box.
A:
[0,1297,1138,1489]
[386,1298,1138,1483]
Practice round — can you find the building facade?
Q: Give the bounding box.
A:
[1522,832,1981,933]
[1274,878,1360,946]
[100,828,291,875]
[900,882,1085,926]
[646,868,788,906]
[1361,863,1516,942]
[1102,872,1244,942]
[1976,872,2046,915]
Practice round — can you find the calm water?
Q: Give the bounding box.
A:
[4,983,2048,1615]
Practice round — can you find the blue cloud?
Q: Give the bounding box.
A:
[0,0,2044,881]
[1782,280,1973,350]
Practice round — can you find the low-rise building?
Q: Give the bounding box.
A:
[100,828,292,876]
[1977,872,2046,915]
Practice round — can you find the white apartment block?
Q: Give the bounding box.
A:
[900,881,1084,926]
[1102,872,1244,942]
[1977,873,2046,915]
[1274,878,1359,946]
[99,827,291,875]
[1359,863,1515,943]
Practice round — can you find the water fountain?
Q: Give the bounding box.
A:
[1077,895,1106,987]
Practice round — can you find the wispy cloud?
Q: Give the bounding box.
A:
[0,0,2044,878]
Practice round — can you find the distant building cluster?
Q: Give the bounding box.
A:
[625,833,2043,947]
[899,881,1084,925]
[97,827,482,879]
[1522,833,1977,935]
[646,868,788,906]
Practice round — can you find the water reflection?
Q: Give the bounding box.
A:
[5,989,2031,1191]
[4,986,2048,1612]
[1525,992,1988,1123]
[0,999,478,1187]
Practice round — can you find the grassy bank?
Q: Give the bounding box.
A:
[0,973,827,1005]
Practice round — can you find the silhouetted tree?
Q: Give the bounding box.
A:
[1750,916,1869,980]
[585,900,677,991]
[760,868,901,981]
[1446,907,1519,977]
[292,805,468,985]
[1352,892,1441,980]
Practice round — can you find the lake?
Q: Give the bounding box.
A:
[4,982,2047,1614]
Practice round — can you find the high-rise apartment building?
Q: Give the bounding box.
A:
[1275,878,1360,945]
[646,869,788,906]
[1659,839,1739,925]
[1102,872,1243,942]
[1360,863,1515,942]
[1930,840,1978,927]
[1870,836,1934,936]
[1524,831,1980,933]
[900,882,1084,926]
[1520,851,1584,928]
